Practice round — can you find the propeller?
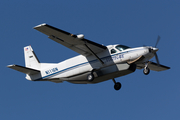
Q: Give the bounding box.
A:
[155,35,161,48]
[154,53,160,65]
[154,35,161,66]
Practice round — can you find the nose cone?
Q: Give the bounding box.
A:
[152,47,159,52]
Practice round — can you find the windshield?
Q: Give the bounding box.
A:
[115,45,130,51]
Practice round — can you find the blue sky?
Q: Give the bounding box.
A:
[1,0,179,119]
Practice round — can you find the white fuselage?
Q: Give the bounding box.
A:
[27,45,155,83]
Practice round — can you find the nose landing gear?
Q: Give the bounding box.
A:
[143,67,150,75]
[143,63,150,75]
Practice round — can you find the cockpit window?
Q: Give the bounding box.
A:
[111,49,117,54]
[115,45,130,51]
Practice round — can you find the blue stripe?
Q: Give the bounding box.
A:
[35,61,90,80]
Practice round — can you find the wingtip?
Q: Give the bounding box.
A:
[33,23,47,29]
[7,64,15,68]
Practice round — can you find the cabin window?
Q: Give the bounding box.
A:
[111,49,117,54]
[115,45,130,51]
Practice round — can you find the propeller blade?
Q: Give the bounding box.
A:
[155,35,161,48]
[155,53,160,66]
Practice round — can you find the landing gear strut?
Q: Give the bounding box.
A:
[112,78,121,90]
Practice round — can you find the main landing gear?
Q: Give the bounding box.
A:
[87,73,94,81]
[87,70,122,91]
[143,63,150,75]
[87,70,95,81]
[112,78,121,91]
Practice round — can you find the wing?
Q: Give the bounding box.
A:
[136,62,170,71]
[34,23,107,56]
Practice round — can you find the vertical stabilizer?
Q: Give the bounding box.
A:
[24,46,40,70]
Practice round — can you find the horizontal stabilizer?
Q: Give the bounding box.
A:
[7,64,40,75]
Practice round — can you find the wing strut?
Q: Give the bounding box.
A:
[84,44,104,64]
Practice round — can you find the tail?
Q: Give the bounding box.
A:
[8,46,57,80]
[7,46,41,77]
[24,45,40,70]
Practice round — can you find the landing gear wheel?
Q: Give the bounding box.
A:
[143,67,150,75]
[114,82,121,90]
[87,73,94,81]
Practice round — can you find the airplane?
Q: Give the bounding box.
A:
[7,23,170,90]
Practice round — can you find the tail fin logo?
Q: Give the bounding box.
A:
[25,47,29,51]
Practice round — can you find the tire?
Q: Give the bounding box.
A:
[143,67,150,75]
[114,82,121,90]
[87,73,94,81]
